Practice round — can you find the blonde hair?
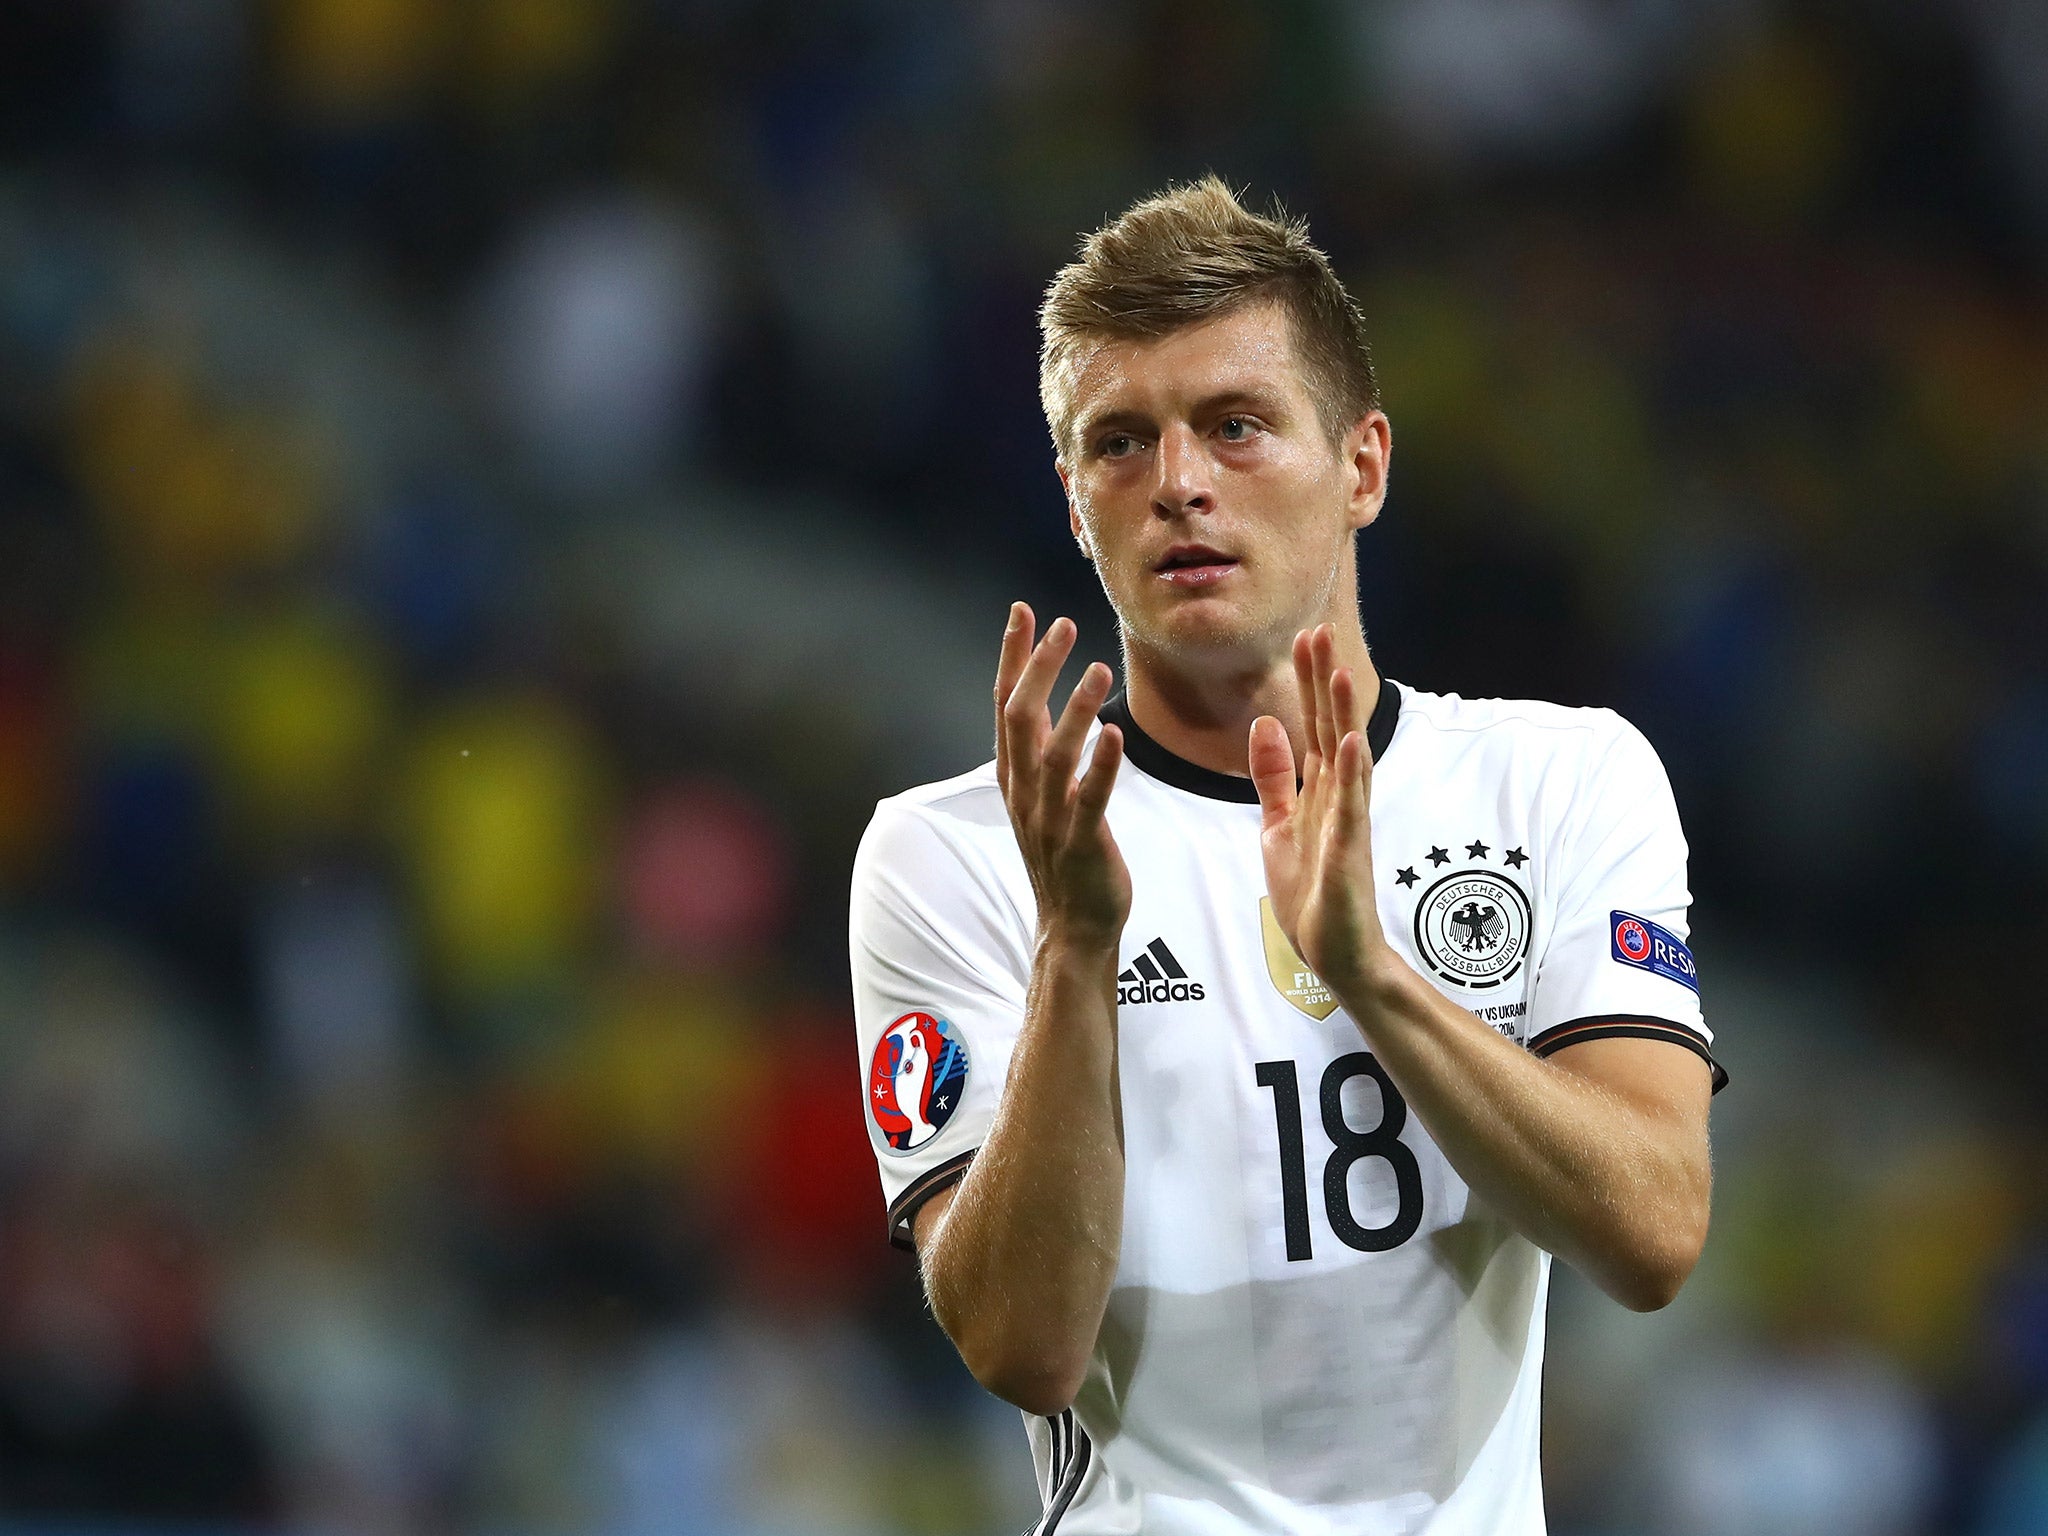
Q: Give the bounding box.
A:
[1038,176,1378,455]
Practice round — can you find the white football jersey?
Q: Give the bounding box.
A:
[849,681,1722,1536]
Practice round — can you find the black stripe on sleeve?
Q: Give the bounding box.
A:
[1528,1014,1728,1094]
[1035,1410,1089,1535]
[886,1150,976,1251]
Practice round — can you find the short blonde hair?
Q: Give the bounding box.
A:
[1038,176,1378,455]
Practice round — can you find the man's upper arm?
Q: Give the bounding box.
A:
[1543,1033,1712,1144]
[849,794,1028,1251]
[910,1180,961,1256]
[1525,716,1727,1095]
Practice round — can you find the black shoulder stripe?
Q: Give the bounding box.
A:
[1034,1410,1090,1534]
[886,1150,976,1251]
[1530,1014,1728,1094]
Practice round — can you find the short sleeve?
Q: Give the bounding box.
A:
[1525,718,1725,1092]
[850,794,1032,1249]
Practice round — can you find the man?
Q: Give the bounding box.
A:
[849,178,1722,1534]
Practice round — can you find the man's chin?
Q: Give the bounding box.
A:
[1129,600,1289,669]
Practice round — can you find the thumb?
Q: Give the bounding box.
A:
[1248,716,1297,832]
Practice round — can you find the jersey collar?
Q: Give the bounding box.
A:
[1100,679,1403,804]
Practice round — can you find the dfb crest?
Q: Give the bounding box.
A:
[868,1011,970,1154]
[1412,869,1531,990]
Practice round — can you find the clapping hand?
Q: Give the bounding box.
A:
[1248,625,1389,995]
[994,604,1130,949]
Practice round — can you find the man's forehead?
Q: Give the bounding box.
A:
[1066,302,1308,421]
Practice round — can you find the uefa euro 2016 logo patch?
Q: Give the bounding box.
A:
[868,1011,970,1154]
[1609,912,1700,992]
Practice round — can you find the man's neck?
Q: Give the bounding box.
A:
[1121,626,1381,780]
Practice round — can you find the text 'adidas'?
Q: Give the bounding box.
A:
[1118,938,1206,1006]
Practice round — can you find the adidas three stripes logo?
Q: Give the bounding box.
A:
[1117,938,1206,1006]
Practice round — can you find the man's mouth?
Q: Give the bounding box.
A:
[1154,544,1240,587]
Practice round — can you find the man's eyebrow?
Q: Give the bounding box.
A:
[1074,387,1292,442]
[1188,387,1289,419]
[1074,405,1150,441]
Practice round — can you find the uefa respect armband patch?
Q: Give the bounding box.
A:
[1609,912,1699,993]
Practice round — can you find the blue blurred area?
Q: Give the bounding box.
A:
[0,2,2046,1534]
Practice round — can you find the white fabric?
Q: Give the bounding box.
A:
[848,683,1713,1535]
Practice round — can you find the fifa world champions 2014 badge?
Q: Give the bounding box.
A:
[868,1011,970,1154]
[1413,869,1531,989]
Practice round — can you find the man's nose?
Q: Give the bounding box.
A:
[1152,423,1215,516]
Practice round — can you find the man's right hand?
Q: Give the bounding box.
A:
[914,605,1130,1415]
[994,603,1130,949]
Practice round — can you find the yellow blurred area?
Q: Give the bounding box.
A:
[74,599,393,846]
[1902,297,2048,498]
[1712,1125,2031,1389]
[1686,28,1855,220]
[1484,335,1659,585]
[468,0,621,107]
[78,600,231,746]
[271,0,622,122]
[560,968,762,1180]
[258,1118,427,1260]
[1361,272,1494,485]
[271,0,453,120]
[216,609,394,843]
[399,696,609,996]
[1855,1138,2024,1379]
[68,342,329,589]
[1357,265,1658,593]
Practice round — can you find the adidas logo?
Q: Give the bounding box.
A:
[1117,938,1206,1006]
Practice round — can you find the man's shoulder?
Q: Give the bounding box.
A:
[855,758,1013,887]
[1392,684,1678,851]
[1393,683,1649,766]
[872,757,1005,828]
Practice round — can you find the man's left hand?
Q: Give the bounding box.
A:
[1248,624,1391,996]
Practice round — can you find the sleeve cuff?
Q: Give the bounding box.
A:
[886,1150,977,1251]
[1528,1013,1728,1094]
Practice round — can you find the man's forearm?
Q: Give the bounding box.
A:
[922,926,1125,1412]
[1335,957,1711,1311]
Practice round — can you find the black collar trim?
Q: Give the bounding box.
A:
[1100,679,1403,805]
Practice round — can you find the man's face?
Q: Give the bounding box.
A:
[1057,300,1388,672]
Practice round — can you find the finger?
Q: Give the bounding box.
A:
[1332,664,1360,744]
[994,602,1033,787]
[1008,615,1077,729]
[1041,660,1113,820]
[995,601,1034,709]
[1247,715,1297,834]
[1002,616,1077,799]
[1334,730,1369,842]
[1313,626,1339,761]
[1292,629,1319,767]
[1073,721,1123,832]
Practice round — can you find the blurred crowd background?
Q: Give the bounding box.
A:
[2,1,2048,1533]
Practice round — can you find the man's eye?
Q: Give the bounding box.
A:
[1218,416,1256,442]
[1099,434,1137,458]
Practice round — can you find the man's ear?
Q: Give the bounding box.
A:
[1345,411,1392,532]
